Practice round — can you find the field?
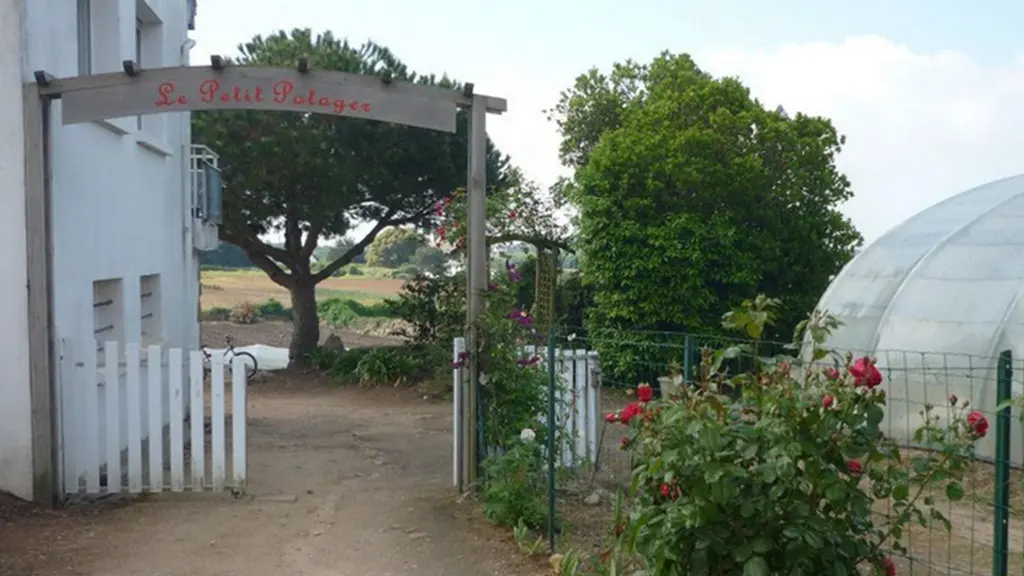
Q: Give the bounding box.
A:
[200,267,405,310]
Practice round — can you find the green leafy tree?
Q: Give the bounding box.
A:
[319,237,358,264]
[364,227,426,268]
[409,245,447,275]
[550,52,863,380]
[191,29,509,363]
[199,241,254,268]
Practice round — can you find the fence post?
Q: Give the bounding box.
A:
[453,337,465,491]
[546,328,557,554]
[993,350,1012,576]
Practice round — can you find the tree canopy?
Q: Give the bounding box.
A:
[365,227,426,268]
[199,241,253,268]
[551,52,863,380]
[191,29,509,361]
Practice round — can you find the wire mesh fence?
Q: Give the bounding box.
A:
[541,326,1024,576]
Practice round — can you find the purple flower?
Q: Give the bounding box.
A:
[506,307,533,328]
[506,259,522,283]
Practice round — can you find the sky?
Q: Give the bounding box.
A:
[190,0,1024,245]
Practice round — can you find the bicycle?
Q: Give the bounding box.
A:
[201,335,258,383]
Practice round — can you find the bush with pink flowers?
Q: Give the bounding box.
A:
[599,296,987,576]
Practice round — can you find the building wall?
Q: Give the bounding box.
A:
[0,0,33,501]
[0,0,199,499]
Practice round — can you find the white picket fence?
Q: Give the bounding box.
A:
[59,340,247,496]
[452,337,600,486]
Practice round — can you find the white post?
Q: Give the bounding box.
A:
[231,355,247,490]
[453,337,466,489]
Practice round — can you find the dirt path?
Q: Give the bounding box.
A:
[1,379,541,576]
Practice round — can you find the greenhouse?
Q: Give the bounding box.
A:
[812,174,1024,463]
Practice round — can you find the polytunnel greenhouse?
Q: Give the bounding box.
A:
[811,174,1024,463]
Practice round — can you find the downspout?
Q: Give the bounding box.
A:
[180,38,196,349]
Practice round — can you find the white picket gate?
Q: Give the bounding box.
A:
[59,340,247,496]
[452,337,600,486]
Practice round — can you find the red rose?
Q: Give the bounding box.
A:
[825,367,840,381]
[948,394,958,406]
[883,556,896,576]
[847,459,863,476]
[660,483,671,497]
[967,411,989,438]
[605,412,618,423]
[822,394,835,409]
[637,383,654,403]
[849,357,883,388]
[508,210,517,220]
[620,402,643,425]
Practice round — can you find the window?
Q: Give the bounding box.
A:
[140,274,163,345]
[77,0,91,75]
[191,146,224,225]
[203,162,223,224]
[93,278,125,364]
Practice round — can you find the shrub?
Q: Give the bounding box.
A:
[347,265,363,276]
[331,267,348,277]
[311,346,365,384]
[315,298,385,327]
[353,347,416,385]
[601,296,983,576]
[396,264,420,280]
[311,345,421,386]
[229,301,258,324]
[482,431,547,529]
[255,297,289,318]
[388,273,464,345]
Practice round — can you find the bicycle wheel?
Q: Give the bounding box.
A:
[231,351,259,382]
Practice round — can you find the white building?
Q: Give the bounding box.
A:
[0,0,207,502]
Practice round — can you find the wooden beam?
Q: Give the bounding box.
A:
[22,85,56,506]
[465,94,488,488]
[59,66,462,133]
[41,65,507,116]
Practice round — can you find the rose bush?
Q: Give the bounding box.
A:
[481,428,548,529]
[601,296,985,576]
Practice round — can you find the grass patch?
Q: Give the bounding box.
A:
[317,288,387,304]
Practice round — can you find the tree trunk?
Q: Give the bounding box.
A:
[288,281,320,366]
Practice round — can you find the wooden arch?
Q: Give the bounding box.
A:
[22,59,505,504]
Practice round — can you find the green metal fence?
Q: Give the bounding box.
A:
[543,326,1024,576]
